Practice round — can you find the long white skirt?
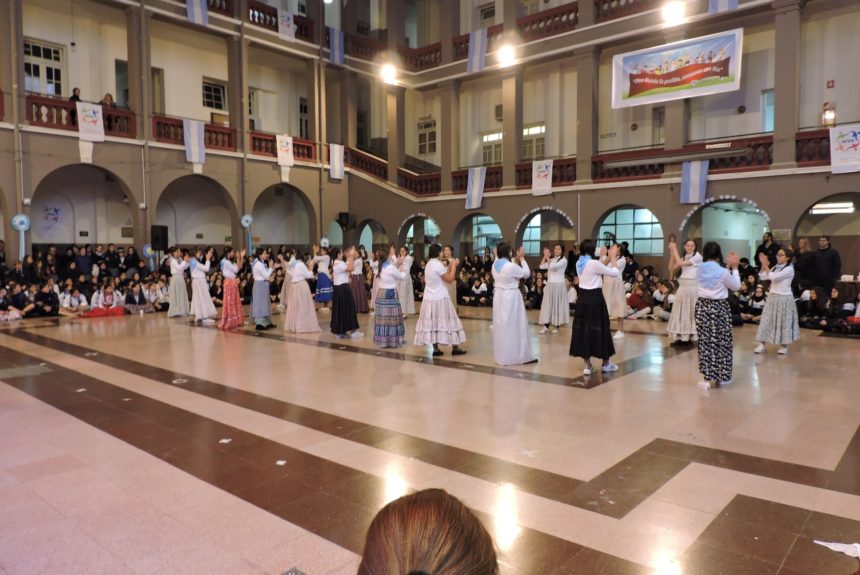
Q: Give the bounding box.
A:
[167,274,189,317]
[396,274,416,315]
[538,281,569,326]
[414,297,466,346]
[279,271,292,309]
[190,278,217,320]
[492,289,536,366]
[602,276,627,318]
[668,278,698,341]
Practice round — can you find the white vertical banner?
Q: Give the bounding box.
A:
[465,167,486,210]
[467,28,487,74]
[329,28,345,65]
[78,141,94,164]
[531,159,554,196]
[277,9,296,42]
[708,0,739,14]
[186,0,208,26]
[75,102,105,142]
[329,144,345,179]
[280,166,291,183]
[680,160,709,204]
[829,123,860,174]
[183,119,206,165]
[276,134,295,166]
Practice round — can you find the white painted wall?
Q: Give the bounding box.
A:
[247,48,308,136]
[598,53,658,152]
[22,0,127,102]
[523,62,576,158]
[693,202,768,261]
[251,186,311,245]
[150,20,228,123]
[800,6,860,128]
[155,179,232,246]
[459,78,503,166]
[31,166,132,245]
[371,82,388,140]
[688,27,775,141]
[405,89,442,165]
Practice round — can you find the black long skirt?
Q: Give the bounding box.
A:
[331,283,360,335]
[569,287,615,360]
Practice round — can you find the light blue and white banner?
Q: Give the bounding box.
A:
[708,0,739,14]
[680,160,709,204]
[183,119,206,165]
[467,28,487,74]
[276,134,295,167]
[829,123,860,174]
[531,159,554,196]
[277,9,296,42]
[466,167,486,210]
[329,28,345,65]
[75,102,104,142]
[79,141,94,164]
[329,144,345,180]
[186,0,208,26]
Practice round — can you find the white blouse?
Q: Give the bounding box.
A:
[679,252,703,280]
[422,259,450,302]
[352,257,363,276]
[378,263,406,289]
[332,260,350,285]
[252,260,272,282]
[190,259,210,280]
[291,260,314,283]
[491,259,530,291]
[221,259,239,279]
[759,264,794,296]
[313,254,331,277]
[698,269,741,300]
[578,259,620,290]
[169,257,188,277]
[540,257,568,284]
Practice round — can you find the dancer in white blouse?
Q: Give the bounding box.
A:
[190,247,217,324]
[667,240,702,343]
[350,249,369,314]
[167,247,190,318]
[284,254,321,333]
[313,245,333,311]
[374,249,407,348]
[695,242,741,390]
[570,240,621,375]
[218,247,245,330]
[414,244,466,356]
[601,245,627,339]
[331,247,362,339]
[754,247,800,355]
[491,243,537,366]
[538,243,569,334]
[396,246,416,317]
[250,249,276,330]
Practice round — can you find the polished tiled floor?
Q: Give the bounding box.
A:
[1,307,859,574]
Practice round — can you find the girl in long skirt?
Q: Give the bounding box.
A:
[313,245,333,311]
[601,244,627,339]
[284,254,321,333]
[754,247,800,355]
[667,239,702,342]
[538,243,569,334]
[190,247,217,324]
[349,250,369,313]
[276,250,295,312]
[491,243,536,366]
[331,247,362,339]
[218,248,246,330]
[394,246,416,317]
[570,240,621,375]
[251,249,276,330]
[167,247,190,318]
[374,249,407,348]
[415,244,466,356]
[695,242,741,390]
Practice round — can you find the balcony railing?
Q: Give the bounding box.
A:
[398,169,441,195]
[347,148,388,180]
[247,0,314,42]
[26,94,137,138]
[453,24,503,61]
[682,135,773,173]
[249,131,317,161]
[152,115,236,151]
[594,0,658,23]
[325,28,388,61]
[517,3,579,41]
[515,157,577,187]
[172,0,234,18]
[796,129,830,166]
[399,43,443,71]
[452,165,503,193]
[592,147,666,181]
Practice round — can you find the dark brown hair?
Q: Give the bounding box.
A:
[358,489,498,575]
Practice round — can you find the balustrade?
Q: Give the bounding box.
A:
[398,169,441,195]
[399,43,443,71]
[594,0,658,23]
[517,3,579,41]
[515,157,577,187]
[152,115,235,151]
[453,24,503,61]
[26,94,136,138]
[247,0,313,42]
[796,130,830,166]
[347,148,388,180]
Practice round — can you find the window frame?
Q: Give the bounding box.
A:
[202,79,228,111]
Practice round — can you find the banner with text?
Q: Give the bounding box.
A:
[830,123,860,174]
[612,28,743,109]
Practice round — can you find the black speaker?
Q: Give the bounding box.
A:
[337,212,350,228]
[151,225,169,252]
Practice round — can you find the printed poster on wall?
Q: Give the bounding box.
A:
[531,159,553,196]
[75,102,105,142]
[612,28,743,109]
[829,123,860,174]
[276,134,295,167]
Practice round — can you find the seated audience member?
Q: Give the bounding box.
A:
[211,277,225,307]
[125,283,155,314]
[527,276,545,310]
[358,489,498,575]
[34,283,60,317]
[625,283,653,319]
[740,284,766,323]
[0,287,23,322]
[145,282,169,313]
[467,277,489,306]
[83,285,126,318]
[59,287,89,317]
[567,277,577,314]
[8,283,36,318]
[652,281,675,321]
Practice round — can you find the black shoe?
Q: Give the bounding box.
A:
[451,348,467,356]
[432,349,444,356]
[524,358,539,364]
[255,325,265,331]
[266,324,277,330]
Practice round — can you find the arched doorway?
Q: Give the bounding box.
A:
[398,214,441,259]
[155,175,237,247]
[682,200,769,261]
[251,184,313,248]
[516,208,576,257]
[452,213,502,257]
[595,205,664,256]
[31,164,135,248]
[357,219,389,254]
[794,192,860,273]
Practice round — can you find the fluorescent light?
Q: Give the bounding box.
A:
[661,1,686,27]
[810,202,854,214]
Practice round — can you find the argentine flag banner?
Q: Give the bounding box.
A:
[467,28,488,74]
[680,160,709,204]
[465,167,486,210]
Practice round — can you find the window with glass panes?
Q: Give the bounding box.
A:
[522,213,542,256]
[522,124,545,160]
[418,119,436,155]
[299,97,309,139]
[598,208,664,255]
[482,131,503,165]
[24,40,64,96]
[202,80,227,110]
[471,216,502,251]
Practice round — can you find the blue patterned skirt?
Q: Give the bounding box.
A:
[373,288,405,348]
[315,273,333,303]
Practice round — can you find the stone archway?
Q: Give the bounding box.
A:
[155,175,239,248]
[356,219,389,254]
[451,213,503,258]
[514,207,576,257]
[251,183,314,249]
[794,192,860,274]
[680,197,771,261]
[397,213,441,259]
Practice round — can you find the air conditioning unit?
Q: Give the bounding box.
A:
[494,104,503,121]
